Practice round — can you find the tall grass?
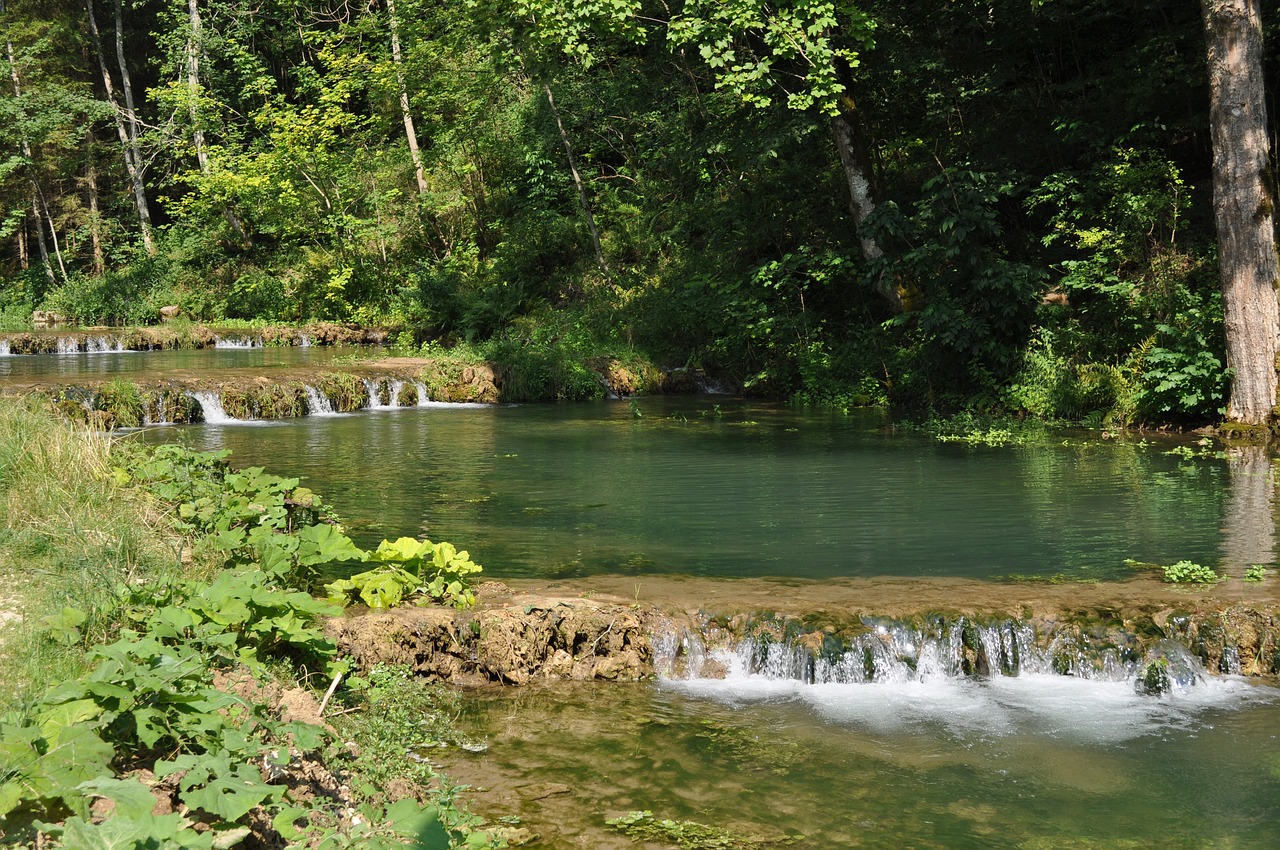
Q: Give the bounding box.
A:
[0,399,179,709]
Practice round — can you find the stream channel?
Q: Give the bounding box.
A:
[120,393,1280,847]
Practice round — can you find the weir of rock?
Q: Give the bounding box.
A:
[649,611,1236,696]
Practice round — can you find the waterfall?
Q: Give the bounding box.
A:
[0,339,9,356]
[214,335,262,349]
[363,378,384,408]
[57,337,79,354]
[85,335,125,353]
[188,390,233,424]
[414,381,431,407]
[299,333,312,348]
[303,385,338,416]
[653,614,1213,693]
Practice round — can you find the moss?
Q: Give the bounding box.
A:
[317,372,369,411]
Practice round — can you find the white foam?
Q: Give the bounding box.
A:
[188,391,235,424]
[303,385,341,417]
[663,663,1278,745]
[214,335,262,349]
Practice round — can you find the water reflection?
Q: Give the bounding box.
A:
[133,399,1239,581]
[1220,445,1277,574]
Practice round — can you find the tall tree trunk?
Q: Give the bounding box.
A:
[186,0,209,174]
[387,0,427,195]
[3,0,55,285]
[543,82,607,275]
[87,0,154,254]
[182,0,250,246]
[113,0,155,254]
[29,195,54,286]
[1202,0,1279,424]
[16,220,28,270]
[39,186,69,282]
[829,59,902,313]
[85,141,105,275]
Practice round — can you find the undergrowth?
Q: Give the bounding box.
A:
[0,400,494,848]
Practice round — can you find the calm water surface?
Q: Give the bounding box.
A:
[0,345,362,382]
[135,397,1248,581]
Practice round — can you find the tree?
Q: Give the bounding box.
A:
[1201,0,1278,425]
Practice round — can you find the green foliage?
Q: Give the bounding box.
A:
[1160,560,1219,585]
[1244,565,1268,583]
[326,537,483,610]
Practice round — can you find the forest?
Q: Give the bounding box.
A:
[1,0,1278,425]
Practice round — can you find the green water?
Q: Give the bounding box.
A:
[135,397,1249,581]
[438,679,1280,849]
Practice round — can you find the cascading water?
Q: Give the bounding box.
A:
[0,339,9,356]
[363,378,384,408]
[214,335,262,349]
[653,614,1270,743]
[85,335,126,353]
[303,385,338,416]
[188,390,233,424]
[362,377,409,410]
[56,337,79,354]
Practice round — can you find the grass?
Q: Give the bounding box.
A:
[0,398,190,709]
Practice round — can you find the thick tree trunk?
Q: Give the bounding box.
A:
[387,0,427,195]
[1202,0,1279,424]
[87,0,154,254]
[543,83,607,275]
[113,0,155,254]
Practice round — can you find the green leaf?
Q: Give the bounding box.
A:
[384,798,450,849]
[76,776,160,819]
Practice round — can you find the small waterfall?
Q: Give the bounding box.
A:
[413,381,431,407]
[85,335,125,353]
[299,333,312,348]
[654,614,1217,697]
[0,339,9,356]
[303,385,338,416]
[57,337,79,354]
[363,378,384,408]
[214,335,262,349]
[188,390,233,424]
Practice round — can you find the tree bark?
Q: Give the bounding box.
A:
[85,141,105,276]
[1202,0,1279,424]
[186,0,209,175]
[387,0,427,195]
[544,82,607,275]
[830,60,902,313]
[113,0,155,254]
[87,0,155,254]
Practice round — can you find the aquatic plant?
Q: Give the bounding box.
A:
[606,810,803,849]
[1244,564,1269,582]
[1161,560,1220,584]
